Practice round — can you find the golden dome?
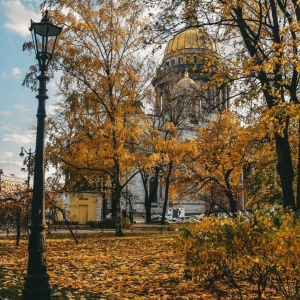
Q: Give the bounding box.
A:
[177,71,196,87]
[164,27,219,58]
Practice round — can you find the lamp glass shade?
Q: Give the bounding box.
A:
[30,18,62,68]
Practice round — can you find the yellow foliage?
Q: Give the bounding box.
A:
[174,110,249,209]
[44,0,155,193]
[177,206,300,299]
[0,233,218,299]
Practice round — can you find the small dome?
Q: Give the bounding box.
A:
[177,71,196,87]
[164,27,219,59]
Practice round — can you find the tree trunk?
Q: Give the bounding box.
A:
[16,209,21,246]
[140,171,152,223]
[146,167,160,223]
[141,168,160,224]
[113,188,123,236]
[224,169,237,214]
[275,131,295,210]
[145,196,152,223]
[161,176,170,225]
[101,178,107,220]
[297,120,300,210]
[111,191,117,218]
[161,194,168,225]
[161,162,173,225]
[224,190,238,215]
[115,200,123,236]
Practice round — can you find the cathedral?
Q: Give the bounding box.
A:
[127,26,230,218]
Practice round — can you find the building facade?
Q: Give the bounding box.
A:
[0,171,27,195]
[64,192,102,224]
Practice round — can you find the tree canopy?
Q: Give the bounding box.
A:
[147,0,300,209]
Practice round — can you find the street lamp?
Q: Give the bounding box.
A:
[19,147,33,189]
[22,10,62,300]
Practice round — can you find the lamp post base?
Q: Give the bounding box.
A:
[22,224,51,300]
[22,275,51,300]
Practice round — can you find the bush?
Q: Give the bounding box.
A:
[177,206,300,300]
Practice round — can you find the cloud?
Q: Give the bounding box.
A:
[12,67,21,78]
[0,111,10,116]
[3,133,34,144]
[0,151,13,159]
[0,160,24,177]
[0,122,24,132]
[1,1,40,38]
[13,104,29,112]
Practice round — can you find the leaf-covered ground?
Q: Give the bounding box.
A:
[0,232,270,299]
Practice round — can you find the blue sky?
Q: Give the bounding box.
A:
[0,0,58,179]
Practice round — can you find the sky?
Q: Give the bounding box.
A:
[0,0,59,180]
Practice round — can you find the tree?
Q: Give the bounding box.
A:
[0,189,65,246]
[138,166,161,223]
[175,110,248,214]
[147,0,300,210]
[0,191,31,246]
[24,0,155,235]
[242,118,282,208]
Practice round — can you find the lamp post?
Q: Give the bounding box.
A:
[22,10,62,300]
[0,169,3,193]
[19,147,33,189]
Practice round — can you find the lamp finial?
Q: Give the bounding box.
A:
[41,10,49,23]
